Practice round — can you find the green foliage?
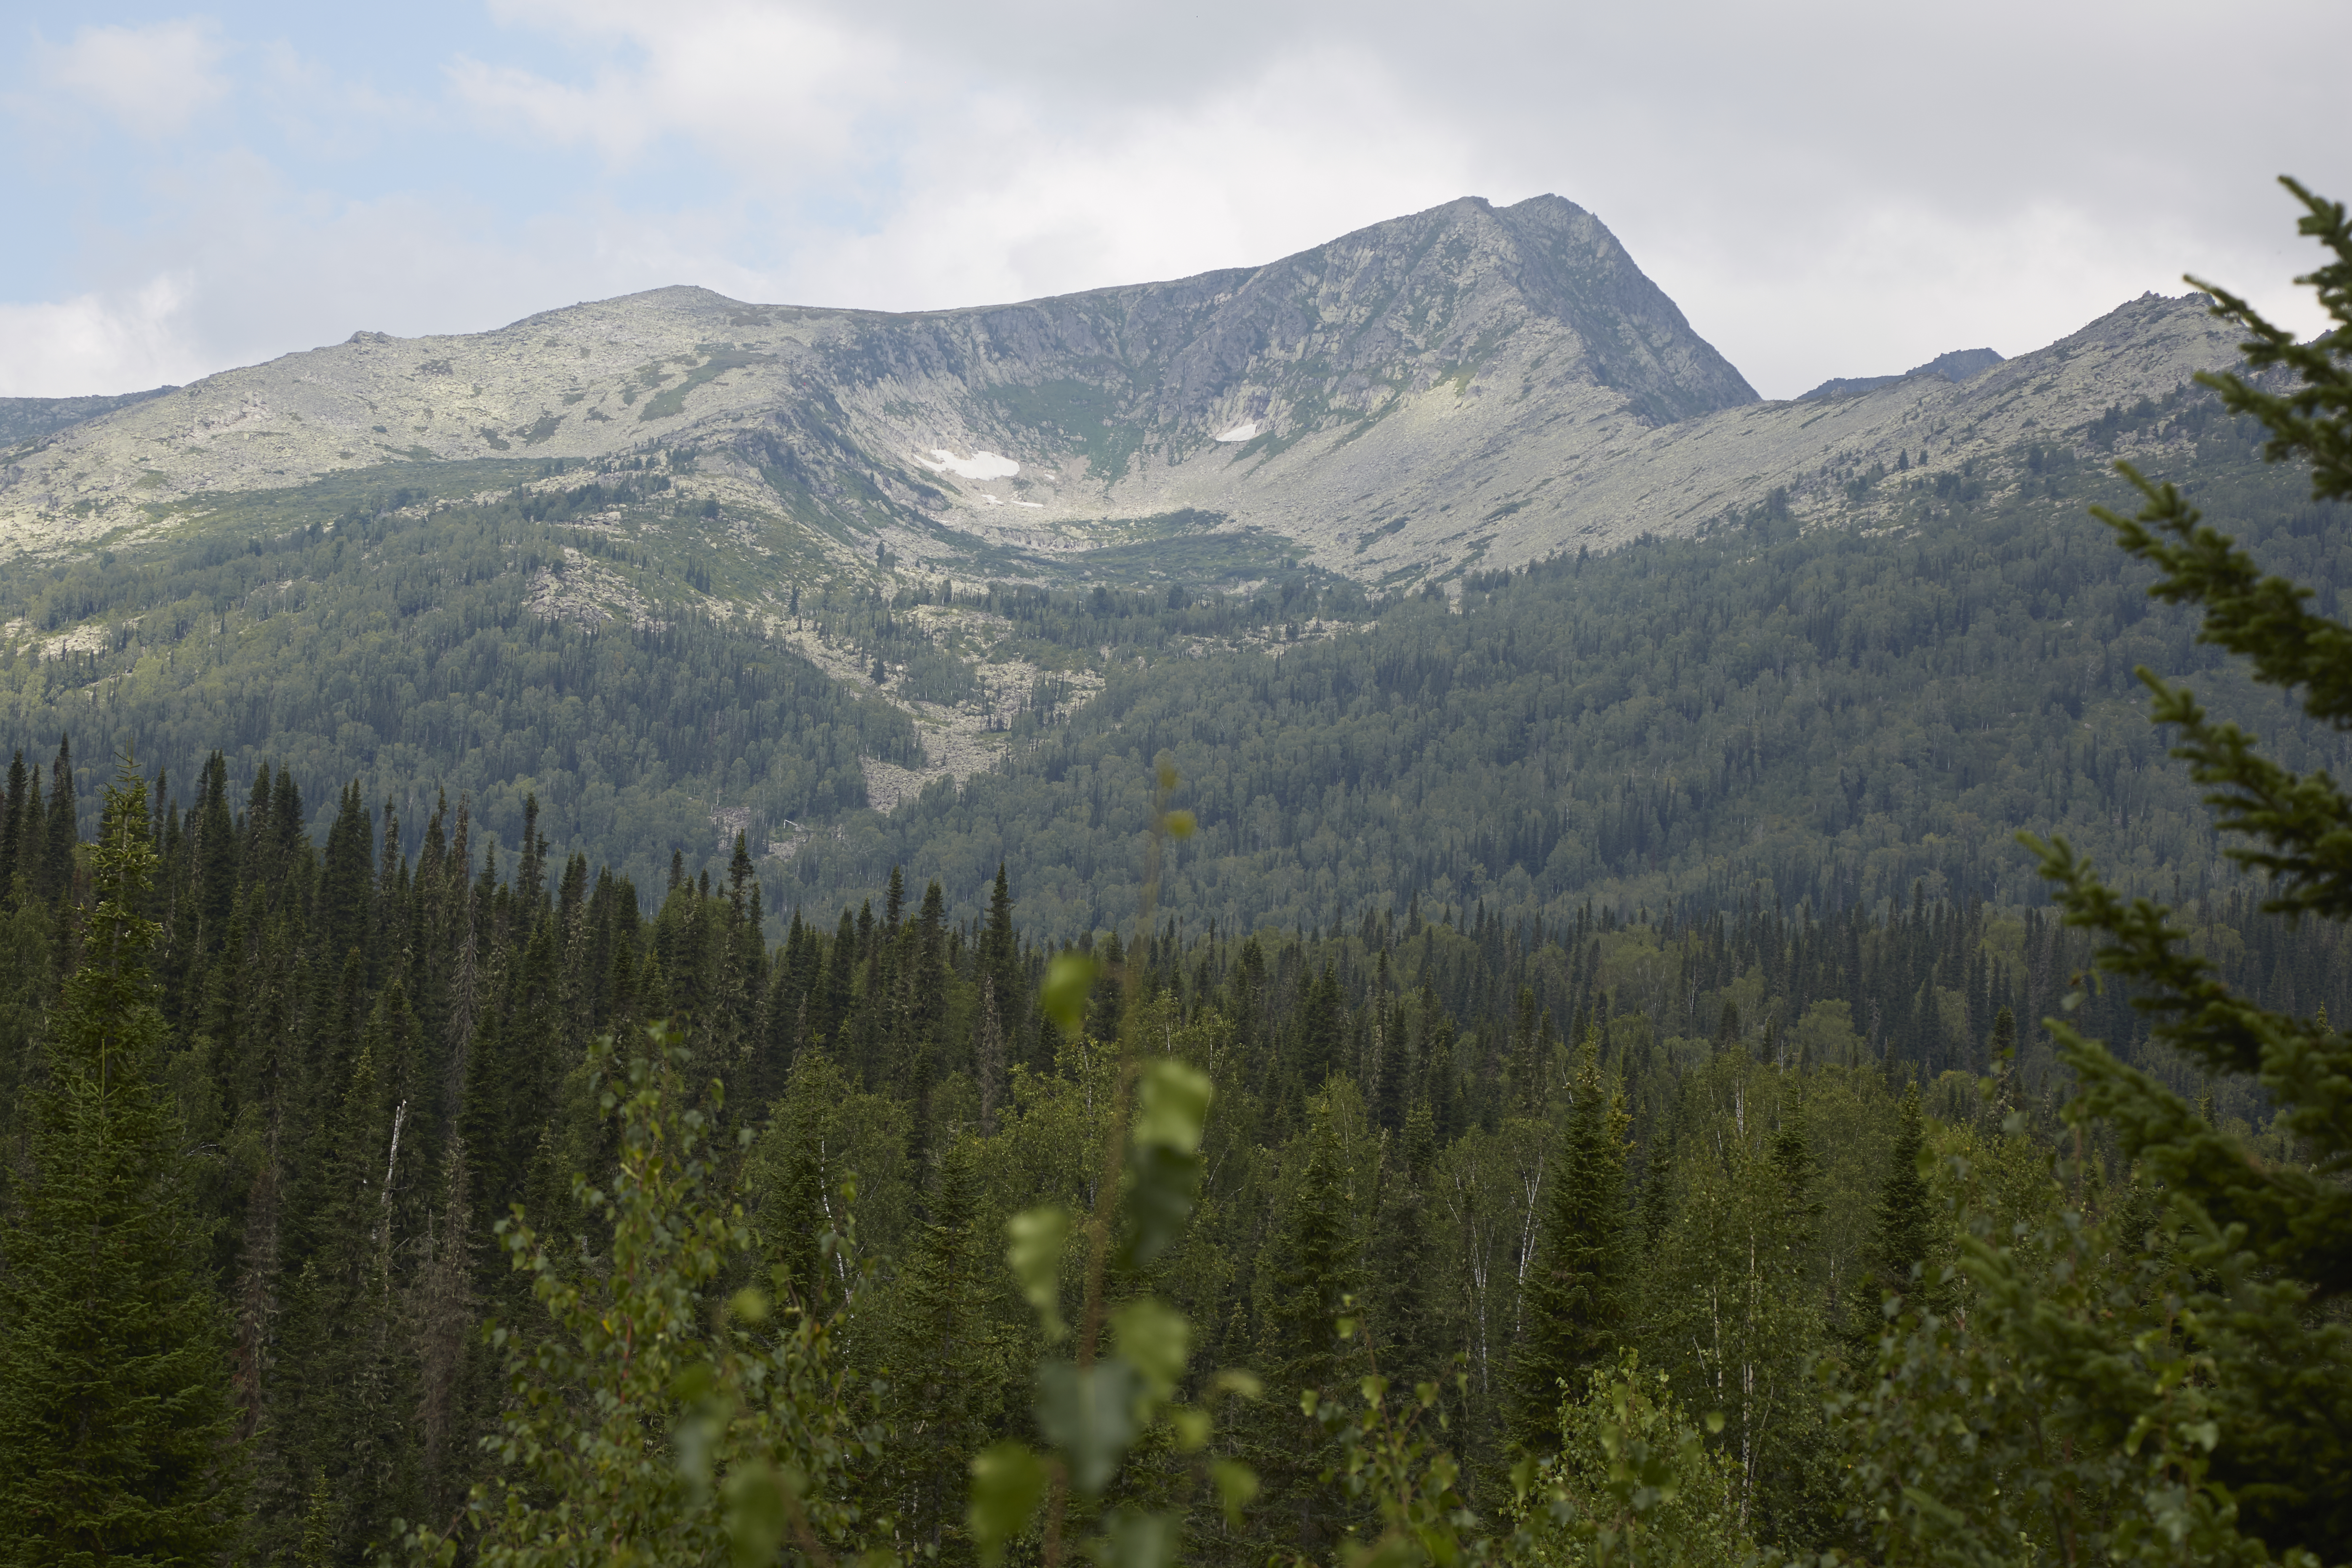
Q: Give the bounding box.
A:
[5,188,2352,1565]
[969,773,1248,1568]
[0,475,912,895]
[1851,1082,1952,1323]
[1508,1030,1632,1456]
[823,419,2343,940]
[1844,180,2352,1568]
[0,762,243,1565]
[404,1023,888,1568]
[1520,1352,1747,1568]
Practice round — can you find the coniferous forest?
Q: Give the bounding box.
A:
[0,191,2348,1568]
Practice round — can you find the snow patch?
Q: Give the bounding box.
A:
[1214,421,1261,442]
[922,448,1020,480]
[1012,498,1043,508]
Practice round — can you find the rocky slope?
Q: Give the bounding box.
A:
[0,384,176,444]
[1799,347,2005,401]
[0,197,2247,589]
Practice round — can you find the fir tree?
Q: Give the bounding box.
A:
[1508,1027,1631,1455]
[1853,1081,1947,1326]
[1370,1099,1443,1389]
[1251,1100,1368,1555]
[1997,181,2352,1558]
[883,1138,1007,1558]
[0,762,244,1564]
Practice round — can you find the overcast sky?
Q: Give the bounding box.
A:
[3,0,2344,402]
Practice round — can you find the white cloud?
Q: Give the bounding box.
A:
[3,0,2346,402]
[449,0,887,168]
[782,48,1487,310]
[38,18,231,139]
[0,275,201,396]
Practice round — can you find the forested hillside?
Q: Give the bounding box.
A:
[801,395,2349,936]
[0,729,2337,1558]
[5,385,2342,948]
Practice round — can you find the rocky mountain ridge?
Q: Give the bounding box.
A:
[0,199,2247,589]
[1800,347,2005,401]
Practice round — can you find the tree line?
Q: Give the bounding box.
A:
[0,728,2333,1563]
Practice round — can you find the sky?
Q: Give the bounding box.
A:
[3,0,2345,402]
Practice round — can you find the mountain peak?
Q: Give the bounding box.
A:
[1799,345,2005,402]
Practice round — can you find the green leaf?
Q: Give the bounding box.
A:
[1036,1359,1143,1496]
[1213,1467,1270,1523]
[1006,1206,1070,1341]
[1215,1369,1264,1402]
[1119,1060,1213,1269]
[1209,1459,1259,1528]
[1040,952,1101,1037]
[1133,1059,1212,1155]
[1168,1406,1211,1450]
[1111,1298,1190,1400]
[1117,1143,1201,1272]
[722,1460,788,1568]
[1088,1507,1179,1568]
[968,1443,1049,1565]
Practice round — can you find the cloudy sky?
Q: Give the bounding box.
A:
[4,0,2345,401]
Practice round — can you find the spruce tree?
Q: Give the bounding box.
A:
[1852,1081,1947,1329]
[979,861,1024,1052]
[0,749,26,896]
[1251,1101,1368,1555]
[883,1138,1008,1558]
[0,762,243,1564]
[1508,1026,1630,1455]
[1369,1099,1443,1389]
[38,736,76,908]
[1999,180,2352,1559]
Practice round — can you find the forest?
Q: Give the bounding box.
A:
[0,723,2339,1563]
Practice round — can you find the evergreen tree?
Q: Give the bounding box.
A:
[1294,961,1346,1091]
[1369,1099,1443,1390]
[979,862,1023,1055]
[0,750,27,896]
[1507,1027,1631,1455]
[1851,1081,1947,1329]
[1988,180,2352,1560]
[1250,1100,1368,1555]
[883,1138,1007,1559]
[38,736,75,908]
[0,762,244,1564]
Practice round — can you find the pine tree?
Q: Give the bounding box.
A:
[1852,1081,1947,1328]
[979,862,1023,1055]
[0,750,27,897]
[883,1138,1007,1558]
[0,762,244,1563]
[1251,1101,1368,1555]
[38,736,76,909]
[1507,1027,1630,1455]
[1294,960,1346,1090]
[1989,182,2352,1559]
[1370,1099,1443,1390]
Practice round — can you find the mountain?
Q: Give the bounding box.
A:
[0,384,177,444]
[0,201,2305,925]
[1798,346,2004,400]
[0,196,1757,586]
